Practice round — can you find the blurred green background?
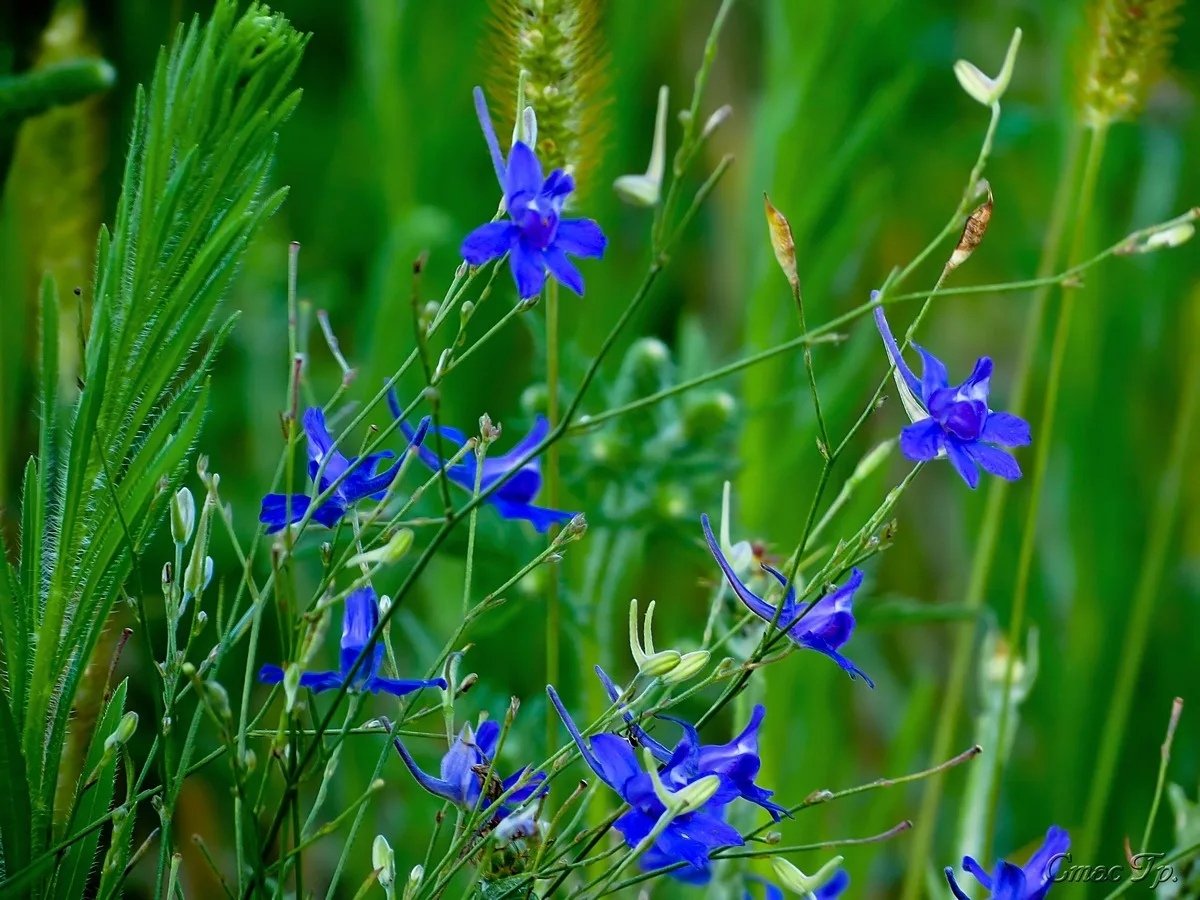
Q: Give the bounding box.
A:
[1,0,1198,896]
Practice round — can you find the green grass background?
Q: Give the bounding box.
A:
[1,0,1198,896]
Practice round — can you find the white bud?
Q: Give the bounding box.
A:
[372,835,395,889]
[170,487,195,546]
[954,28,1022,107]
[284,662,302,713]
[614,85,669,207]
[770,854,845,895]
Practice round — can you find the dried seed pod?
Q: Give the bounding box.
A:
[947,182,994,271]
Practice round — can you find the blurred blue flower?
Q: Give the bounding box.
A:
[391,719,546,821]
[873,302,1031,489]
[946,826,1070,900]
[745,873,849,900]
[390,392,577,533]
[701,515,873,686]
[259,587,445,697]
[548,685,744,884]
[461,87,606,299]
[259,408,430,534]
[595,666,787,820]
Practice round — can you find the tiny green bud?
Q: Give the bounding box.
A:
[171,487,195,546]
[240,748,257,775]
[673,774,721,813]
[661,650,710,684]
[284,662,302,713]
[345,529,414,568]
[403,865,423,900]
[105,711,139,753]
[205,679,232,722]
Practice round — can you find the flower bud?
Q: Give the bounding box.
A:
[403,865,423,900]
[701,104,733,140]
[373,835,395,889]
[954,28,1021,107]
[764,193,799,293]
[204,679,232,723]
[171,487,195,546]
[104,711,139,754]
[284,662,302,713]
[345,529,414,568]
[682,390,735,440]
[673,774,721,813]
[661,650,710,684]
[615,85,669,207]
[628,598,681,677]
[183,556,213,597]
[771,854,845,895]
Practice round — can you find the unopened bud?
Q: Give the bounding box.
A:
[284,662,302,713]
[771,854,845,895]
[661,650,710,684]
[171,488,195,546]
[404,865,424,899]
[479,413,501,444]
[764,193,800,292]
[204,679,232,722]
[673,774,721,812]
[954,28,1021,107]
[373,835,395,889]
[240,748,257,774]
[614,85,668,207]
[701,104,733,140]
[105,711,139,753]
[345,529,414,568]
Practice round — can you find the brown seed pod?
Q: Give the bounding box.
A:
[947,182,994,271]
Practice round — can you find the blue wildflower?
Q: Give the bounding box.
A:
[259,587,446,697]
[259,408,430,534]
[391,719,546,823]
[701,515,873,686]
[548,685,744,884]
[594,666,788,820]
[745,873,849,900]
[389,392,577,533]
[874,303,1031,489]
[946,826,1070,900]
[460,87,607,299]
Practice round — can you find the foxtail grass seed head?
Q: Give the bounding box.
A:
[947,181,994,271]
[487,0,607,188]
[764,193,800,292]
[1079,0,1184,128]
[615,85,669,207]
[954,28,1022,107]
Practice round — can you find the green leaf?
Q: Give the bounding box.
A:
[0,687,32,876]
[52,680,128,900]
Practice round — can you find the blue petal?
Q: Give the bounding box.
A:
[258,664,286,684]
[510,241,547,299]
[815,870,850,899]
[547,685,610,785]
[542,169,576,205]
[1024,825,1071,890]
[298,670,346,693]
[899,419,943,462]
[367,676,446,697]
[475,720,501,759]
[872,303,922,397]
[914,343,951,402]
[945,868,973,900]
[554,218,607,258]
[340,587,379,659]
[992,861,1026,898]
[958,356,993,402]
[472,86,507,186]
[594,665,673,762]
[982,411,1032,447]
[945,437,981,489]
[544,245,585,295]
[701,514,782,624]
[486,465,542,503]
[797,632,874,687]
[490,499,575,532]
[589,734,643,794]
[394,734,464,805]
[461,221,515,265]
[962,855,993,890]
[502,768,547,805]
[259,493,310,533]
[504,141,543,202]
[965,442,1022,481]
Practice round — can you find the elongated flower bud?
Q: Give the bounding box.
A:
[771,854,845,895]
[954,28,1022,107]
[764,193,800,293]
[373,835,395,894]
[171,487,195,546]
[615,85,669,207]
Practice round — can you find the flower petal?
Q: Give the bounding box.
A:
[555,218,608,258]
[945,437,980,489]
[959,356,993,402]
[914,343,951,401]
[701,514,780,624]
[394,734,464,805]
[899,419,944,462]
[993,861,1026,897]
[461,220,515,265]
[962,855,993,890]
[367,676,447,697]
[510,242,547,299]
[981,411,1031,447]
[504,141,543,201]
[259,493,310,533]
[815,871,850,899]
[945,868,974,900]
[965,442,1022,481]
[472,85,507,186]
[544,245,585,295]
[297,670,346,693]
[873,303,923,398]
[490,498,576,532]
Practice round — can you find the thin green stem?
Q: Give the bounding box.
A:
[545,276,562,760]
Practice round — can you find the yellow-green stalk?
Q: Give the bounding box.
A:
[487,0,608,192]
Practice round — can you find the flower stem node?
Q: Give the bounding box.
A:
[771,854,845,897]
[628,598,682,677]
[954,27,1022,107]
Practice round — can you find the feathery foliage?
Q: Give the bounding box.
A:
[0,1,304,892]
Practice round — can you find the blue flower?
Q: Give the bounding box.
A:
[548,685,744,884]
[391,719,546,823]
[873,303,1031,489]
[594,666,787,820]
[258,587,446,697]
[701,514,873,687]
[744,873,849,900]
[461,87,607,299]
[259,408,430,534]
[946,826,1070,900]
[389,392,577,533]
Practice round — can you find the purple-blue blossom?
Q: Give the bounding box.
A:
[548,685,743,884]
[390,392,576,532]
[701,515,873,686]
[874,302,1031,489]
[460,87,607,299]
[594,666,787,820]
[258,587,445,697]
[259,408,430,534]
[946,826,1070,900]
[391,719,546,823]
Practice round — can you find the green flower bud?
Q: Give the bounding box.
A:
[171,487,195,546]
[104,711,139,754]
[373,834,395,892]
[770,854,845,896]
[284,662,302,713]
[661,650,709,684]
[954,28,1021,107]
